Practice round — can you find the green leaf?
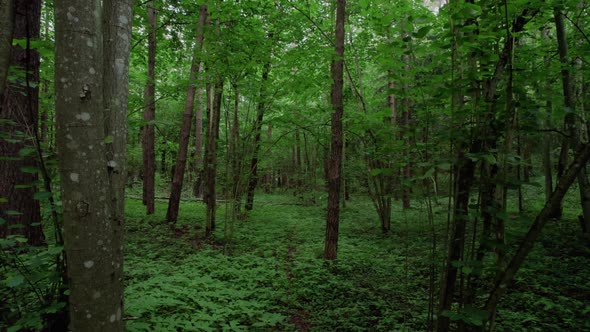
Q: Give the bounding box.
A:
[0,238,16,247]
[33,191,52,200]
[47,246,64,255]
[414,26,432,39]
[370,169,382,176]
[104,135,114,144]
[5,210,23,216]
[20,166,39,173]
[18,146,36,157]
[6,274,25,288]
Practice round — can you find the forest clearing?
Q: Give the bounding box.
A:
[1,0,590,331]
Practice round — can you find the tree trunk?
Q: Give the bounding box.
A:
[437,150,477,331]
[0,0,44,246]
[554,6,590,231]
[0,0,14,96]
[101,0,133,328]
[55,0,132,328]
[244,41,272,211]
[401,56,411,209]
[231,83,241,197]
[166,5,207,224]
[142,1,157,214]
[264,122,273,193]
[193,62,205,198]
[324,0,346,261]
[204,79,223,237]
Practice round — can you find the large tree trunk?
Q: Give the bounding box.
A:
[324,0,346,261]
[166,5,207,224]
[0,0,44,246]
[55,0,132,328]
[142,1,157,214]
[101,0,133,328]
[204,79,223,237]
[244,42,272,212]
[0,0,14,95]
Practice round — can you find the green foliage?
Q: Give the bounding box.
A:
[122,183,590,331]
[0,239,66,332]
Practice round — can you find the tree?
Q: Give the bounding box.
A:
[0,0,44,246]
[54,0,132,328]
[167,5,208,224]
[324,0,346,261]
[143,0,157,215]
[244,46,272,212]
[0,0,13,95]
[204,79,223,237]
[553,5,590,233]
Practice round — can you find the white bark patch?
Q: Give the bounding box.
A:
[110,314,116,323]
[66,12,79,22]
[118,15,128,24]
[108,160,117,168]
[86,314,92,319]
[83,260,94,269]
[92,291,101,299]
[97,239,103,245]
[86,39,93,47]
[66,140,79,149]
[70,173,80,182]
[89,67,96,75]
[114,58,125,75]
[76,112,91,121]
[116,307,122,320]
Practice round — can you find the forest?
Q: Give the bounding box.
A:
[1,0,590,331]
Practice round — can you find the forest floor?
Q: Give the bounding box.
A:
[123,187,590,331]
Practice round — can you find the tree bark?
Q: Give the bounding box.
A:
[245,41,272,211]
[0,0,14,96]
[230,82,242,210]
[166,5,207,224]
[54,0,131,328]
[193,62,205,198]
[553,6,590,232]
[204,79,223,237]
[324,0,346,261]
[101,0,133,328]
[437,150,477,331]
[0,0,44,246]
[264,122,273,192]
[142,1,157,214]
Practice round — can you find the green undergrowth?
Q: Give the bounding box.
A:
[123,187,590,331]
